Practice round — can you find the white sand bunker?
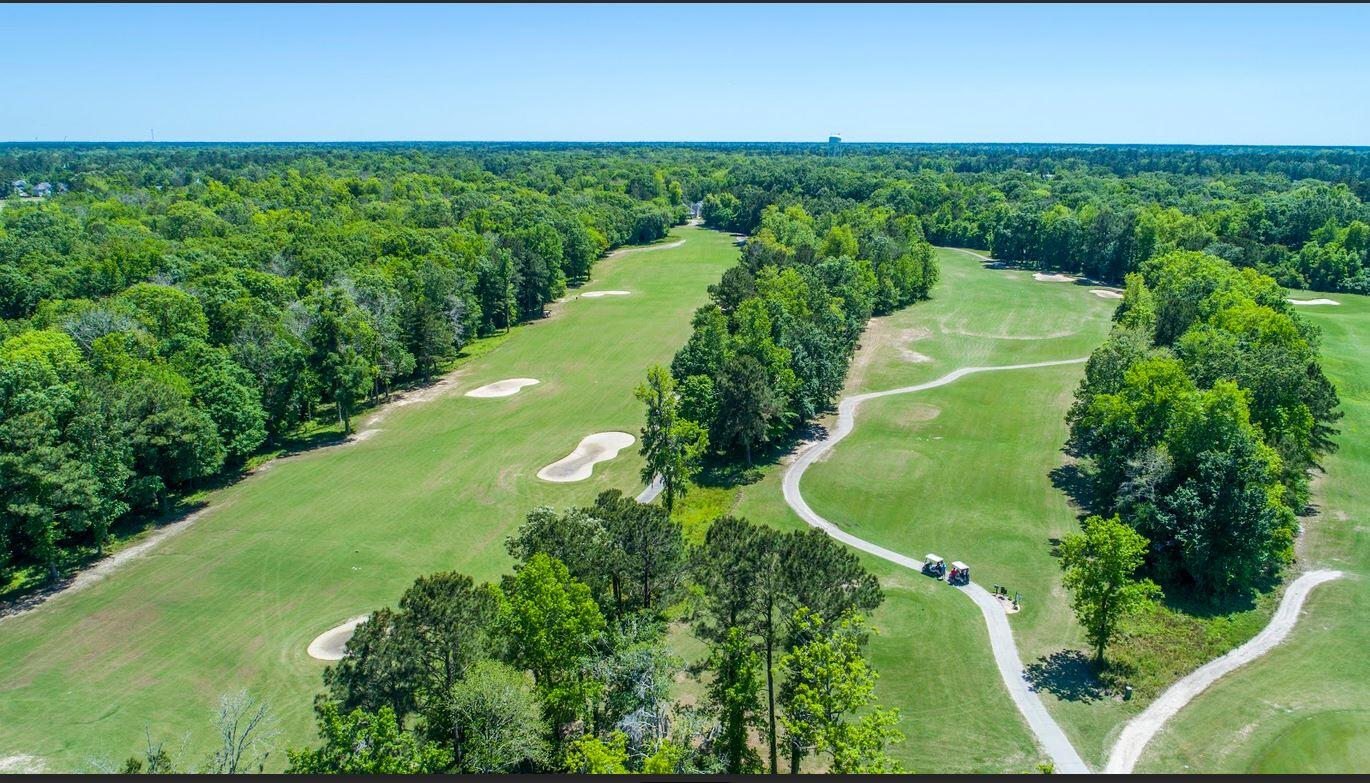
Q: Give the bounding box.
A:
[465,378,540,398]
[1288,297,1341,306]
[1034,272,1076,283]
[537,432,635,483]
[1091,289,1124,299]
[307,615,369,661]
[581,290,632,298]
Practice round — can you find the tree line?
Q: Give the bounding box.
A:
[688,146,1370,293]
[1058,250,1340,660]
[679,203,937,466]
[0,146,686,586]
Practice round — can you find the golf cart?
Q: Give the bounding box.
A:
[922,554,946,578]
[948,561,971,585]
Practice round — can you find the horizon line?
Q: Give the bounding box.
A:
[3,139,1368,149]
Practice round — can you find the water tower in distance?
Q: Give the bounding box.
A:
[827,133,842,156]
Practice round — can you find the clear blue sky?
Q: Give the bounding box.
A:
[6,3,1368,144]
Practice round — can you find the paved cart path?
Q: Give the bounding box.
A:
[1103,568,1344,774]
[781,359,1092,774]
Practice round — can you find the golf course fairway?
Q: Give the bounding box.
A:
[719,248,1119,771]
[0,225,737,771]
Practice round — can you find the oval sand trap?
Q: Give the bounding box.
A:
[537,432,635,482]
[1091,289,1124,299]
[465,378,540,398]
[1034,272,1075,283]
[1288,298,1340,306]
[307,615,369,661]
[581,290,632,298]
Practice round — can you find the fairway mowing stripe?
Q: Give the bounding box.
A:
[1103,569,1345,774]
[782,359,1092,774]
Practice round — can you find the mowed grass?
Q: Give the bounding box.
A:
[0,225,738,772]
[668,249,1119,772]
[1134,290,1370,773]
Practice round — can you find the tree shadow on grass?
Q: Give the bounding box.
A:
[1049,460,1096,518]
[0,497,211,617]
[695,421,830,491]
[1024,650,1111,703]
[1157,571,1278,618]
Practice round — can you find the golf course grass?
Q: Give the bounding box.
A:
[1132,288,1370,773]
[667,248,1121,771]
[0,224,738,772]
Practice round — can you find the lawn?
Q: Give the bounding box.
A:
[0,225,738,772]
[1133,290,1370,773]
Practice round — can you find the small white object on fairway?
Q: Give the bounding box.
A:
[1091,289,1124,299]
[1103,568,1344,774]
[307,615,370,661]
[1287,297,1341,306]
[537,432,635,482]
[465,378,540,398]
[581,290,632,298]
[1033,272,1076,283]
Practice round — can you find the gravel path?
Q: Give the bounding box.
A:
[1103,568,1345,774]
[781,359,1091,774]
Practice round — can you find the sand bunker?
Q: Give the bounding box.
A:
[307,615,369,661]
[1288,297,1341,306]
[465,378,540,398]
[581,290,631,298]
[1033,272,1075,283]
[1091,289,1124,299]
[537,432,635,482]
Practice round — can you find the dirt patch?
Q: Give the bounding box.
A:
[847,320,935,391]
[366,373,465,424]
[465,378,539,398]
[894,327,935,364]
[537,432,635,483]
[0,755,45,773]
[606,238,684,258]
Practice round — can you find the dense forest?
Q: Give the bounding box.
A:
[1067,253,1340,598]
[675,203,936,464]
[2,141,1366,593]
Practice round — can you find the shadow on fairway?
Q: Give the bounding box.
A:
[0,499,212,618]
[695,421,831,490]
[1049,461,1096,516]
[1025,649,1111,703]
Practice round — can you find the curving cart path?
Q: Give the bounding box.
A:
[1103,568,1344,774]
[781,359,1092,773]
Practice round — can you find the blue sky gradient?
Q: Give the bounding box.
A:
[4,3,1367,144]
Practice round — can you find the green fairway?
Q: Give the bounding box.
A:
[0,225,738,772]
[1250,711,1370,773]
[719,248,1119,771]
[1134,291,1370,773]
